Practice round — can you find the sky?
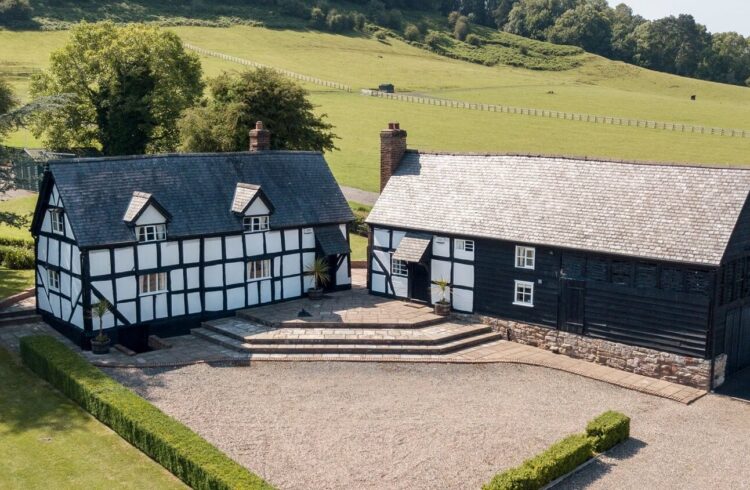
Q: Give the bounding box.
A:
[608,0,750,36]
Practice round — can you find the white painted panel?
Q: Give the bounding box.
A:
[302,228,315,249]
[205,291,223,311]
[140,296,154,321]
[186,267,200,289]
[37,265,48,290]
[454,239,475,261]
[137,243,157,270]
[170,269,184,291]
[374,250,391,273]
[453,263,475,288]
[64,214,76,240]
[92,280,114,304]
[283,253,301,276]
[60,242,72,270]
[204,264,223,288]
[60,271,71,297]
[373,228,390,248]
[183,239,200,263]
[392,275,408,298]
[170,294,185,317]
[266,231,282,254]
[302,252,315,271]
[303,275,315,291]
[116,276,136,301]
[283,276,301,299]
[50,185,59,206]
[71,277,82,301]
[49,293,61,317]
[154,294,168,318]
[204,237,222,262]
[392,230,406,249]
[89,249,110,276]
[160,241,180,267]
[61,300,72,324]
[187,292,201,314]
[371,273,385,293]
[273,257,281,277]
[71,245,81,275]
[48,239,60,267]
[431,259,452,283]
[225,235,243,259]
[134,205,167,225]
[371,256,382,273]
[227,287,245,310]
[40,211,51,233]
[453,288,473,313]
[119,301,136,324]
[274,280,282,300]
[284,229,299,250]
[245,233,264,257]
[37,285,52,312]
[114,247,134,273]
[225,262,244,285]
[432,236,450,257]
[245,198,269,216]
[247,282,259,306]
[339,224,347,238]
[38,236,47,262]
[260,280,272,303]
[102,311,115,329]
[71,305,84,328]
[337,257,350,285]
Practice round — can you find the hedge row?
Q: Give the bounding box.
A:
[0,236,33,249]
[483,411,630,490]
[20,335,274,490]
[0,245,34,269]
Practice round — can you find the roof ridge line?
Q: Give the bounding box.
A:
[48,150,324,164]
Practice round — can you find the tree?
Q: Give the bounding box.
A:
[701,32,750,85]
[179,68,337,153]
[633,15,709,77]
[0,0,33,26]
[404,23,421,41]
[609,3,645,61]
[493,0,520,29]
[30,21,203,155]
[547,1,612,55]
[504,0,579,40]
[454,15,470,41]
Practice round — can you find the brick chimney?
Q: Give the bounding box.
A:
[380,122,407,191]
[249,121,271,151]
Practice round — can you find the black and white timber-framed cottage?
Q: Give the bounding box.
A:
[31,123,354,350]
[367,122,750,388]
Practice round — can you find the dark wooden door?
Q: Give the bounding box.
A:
[559,279,586,334]
[725,306,750,374]
[410,263,431,303]
[324,255,338,292]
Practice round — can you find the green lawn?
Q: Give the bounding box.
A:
[350,233,367,261]
[0,194,37,243]
[0,346,186,489]
[0,267,35,299]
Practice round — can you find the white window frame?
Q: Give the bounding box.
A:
[136,224,167,243]
[513,280,534,307]
[243,215,270,233]
[456,239,475,253]
[247,259,272,281]
[515,245,536,270]
[48,269,60,291]
[139,272,167,295]
[50,209,64,234]
[392,257,409,277]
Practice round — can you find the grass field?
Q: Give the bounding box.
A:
[0,346,185,488]
[2,26,750,191]
[0,194,36,243]
[0,267,34,299]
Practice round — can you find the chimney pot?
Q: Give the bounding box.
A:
[380,122,407,192]
[249,120,271,151]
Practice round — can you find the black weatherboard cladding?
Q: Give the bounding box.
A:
[48,151,353,248]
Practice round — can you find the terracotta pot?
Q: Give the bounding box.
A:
[434,302,451,316]
[308,288,324,300]
[91,337,111,355]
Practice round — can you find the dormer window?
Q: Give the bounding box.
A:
[243,216,269,233]
[137,224,167,242]
[50,209,64,234]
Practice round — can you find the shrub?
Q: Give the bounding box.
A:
[309,7,326,29]
[586,411,630,452]
[0,0,33,24]
[325,9,356,32]
[374,30,387,40]
[447,10,460,28]
[353,12,366,30]
[454,16,470,41]
[404,23,421,42]
[425,31,442,48]
[0,245,34,269]
[0,236,33,249]
[20,335,274,490]
[466,33,482,46]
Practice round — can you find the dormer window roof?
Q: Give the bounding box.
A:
[123,191,172,224]
[231,183,274,216]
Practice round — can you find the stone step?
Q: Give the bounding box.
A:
[236,309,447,329]
[0,312,40,325]
[191,327,505,356]
[201,319,493,346]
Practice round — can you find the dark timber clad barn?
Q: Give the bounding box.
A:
[367,122,750,388]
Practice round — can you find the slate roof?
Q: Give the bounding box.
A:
[367,151,750,266]
[45,151,353,248]
[123,192,152,223]
[393,233,431,262]
[231,183,261,214]
[314,225,350,256]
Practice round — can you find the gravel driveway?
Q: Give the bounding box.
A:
[108,362,750,490]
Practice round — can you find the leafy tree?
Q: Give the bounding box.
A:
[30,21,203,156]
[0,0,33,26]
[547,1,612,55]
[179,68,337,153]
[504,0,579,40]
[493,0,520,29]
[404,23,421,41]
[608,3,645,61]
[700,32,750,85]
[633,14,710,77]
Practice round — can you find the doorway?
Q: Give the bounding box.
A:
[559,279,586,334]
[410,262,431,303]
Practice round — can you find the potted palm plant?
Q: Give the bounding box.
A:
[432,278,451,316]
[90,299,112,355]
[306,257,331,300]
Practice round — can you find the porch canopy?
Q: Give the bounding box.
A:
[315,225,350,256]
[393,232,431,262]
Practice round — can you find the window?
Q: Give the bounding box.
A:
[139,272,167,295]
[515,246,535,269]
[247,259,271,280]
[456,239,474,252]
[243,215,270,232]
[136,224,166,243]
[392,258,408,277]
[50,210,64,234]
[48,269,60,290]
[513,280,534,307]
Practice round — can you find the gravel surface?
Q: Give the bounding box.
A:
[108,362,750,490]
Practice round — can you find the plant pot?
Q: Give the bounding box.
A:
[308,287,324,300]
[91,337,111,355]
[434,301,451,316]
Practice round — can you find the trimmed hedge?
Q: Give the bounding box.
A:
[586,411,630,452]
[0,245,35,269]
[0,236,34,249]
[20,335,274,490]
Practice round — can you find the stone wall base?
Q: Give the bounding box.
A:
[468,315,726,390]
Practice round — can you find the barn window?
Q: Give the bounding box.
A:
[392,258,408,277]
[515,246,535,270]
[48,269,60,290]
[50,209,64,234]
[136,224,166,242]
[513,280,534,307]
[247,259,271,280]
[139,272,167,295]
[243,215,269,232]
[456,239,474,252]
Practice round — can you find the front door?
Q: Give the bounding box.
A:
[559,279,586,334]
[324,255,338,292]
[725,306,750,375]
[410,262,431,303]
